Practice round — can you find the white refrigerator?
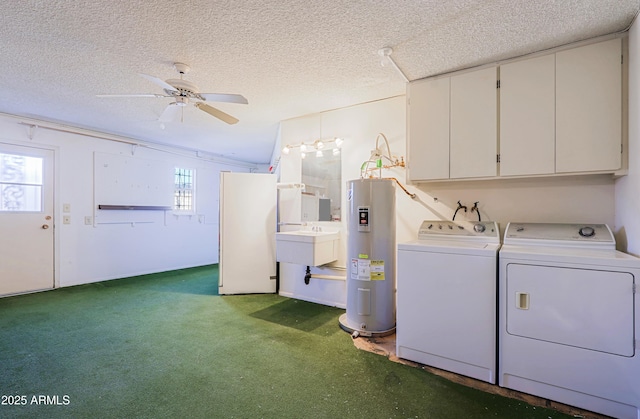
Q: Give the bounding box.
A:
[218,172,277,294]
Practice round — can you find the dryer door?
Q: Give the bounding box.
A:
[506,263,635,356]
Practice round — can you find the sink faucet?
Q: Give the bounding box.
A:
[310,223,322,232]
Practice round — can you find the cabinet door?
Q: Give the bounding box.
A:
[556,38,622,173]
[450,67,498,179]
[500,54,556,176]
[407,77,450,181]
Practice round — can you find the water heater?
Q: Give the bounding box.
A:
[339,178,396,337]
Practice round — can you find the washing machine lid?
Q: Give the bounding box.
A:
[417,220,500,243]
[399,239,500,256]
[503,222,615,250]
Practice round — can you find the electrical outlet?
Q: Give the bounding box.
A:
[84,216,92,225]
[63,203,71,213]
[63,215,71,224]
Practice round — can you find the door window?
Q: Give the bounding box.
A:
[0,153,44,212]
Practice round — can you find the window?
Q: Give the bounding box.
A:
[0,153,44,212]
[174,168,195,212]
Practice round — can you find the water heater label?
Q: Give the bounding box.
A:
[352,259,385,280]
[351,259,359,279]
[370,260,385,280]
[357,259,370,280]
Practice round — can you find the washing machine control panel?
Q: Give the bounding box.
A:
[505,222,614,243]
[418,220,499,239]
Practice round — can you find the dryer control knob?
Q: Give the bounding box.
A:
[579,226,595,237]
[473,223,486,233]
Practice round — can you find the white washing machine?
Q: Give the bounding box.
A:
[499,222,640,419]
[396,220,500,384]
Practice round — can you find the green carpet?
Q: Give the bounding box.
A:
[0,265,570,419]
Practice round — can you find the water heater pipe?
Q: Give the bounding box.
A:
[309,274,347,281]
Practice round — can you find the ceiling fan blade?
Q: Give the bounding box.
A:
[195,103,239,125]
[139,73,178,92]
[159,103,181,122]
[199,93,248,104]
[97,94,167,98]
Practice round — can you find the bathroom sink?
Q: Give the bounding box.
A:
[276,230,340,266]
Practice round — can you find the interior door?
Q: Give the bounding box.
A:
[0,143,55,296]
[219,172,276,294]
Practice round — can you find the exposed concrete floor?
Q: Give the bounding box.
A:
[352,333,609,419]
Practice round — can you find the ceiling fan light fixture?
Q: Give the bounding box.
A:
[100,63,246,125]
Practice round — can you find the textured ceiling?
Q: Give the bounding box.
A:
[0,1,638,163]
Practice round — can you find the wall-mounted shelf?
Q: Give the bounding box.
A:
[98,205,172,211]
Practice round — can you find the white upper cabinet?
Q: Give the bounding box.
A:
[406,36,623,182]
[499,54,556,176]
[450,67,498,179]
[407,76,450,181]
[556,38,622,173]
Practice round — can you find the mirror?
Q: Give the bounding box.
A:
[301,151,341,222]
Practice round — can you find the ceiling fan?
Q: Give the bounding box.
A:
[97,62,248,125]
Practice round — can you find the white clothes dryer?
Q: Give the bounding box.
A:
[499,222,640,419]
[397,220,500,384]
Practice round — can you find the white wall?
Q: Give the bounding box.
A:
[615,18,640,256]
[0,114,256,288]
[278,91,618,307]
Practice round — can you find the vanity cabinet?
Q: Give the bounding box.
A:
[408,37,623,182]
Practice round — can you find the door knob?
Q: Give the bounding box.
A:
[42,224,49,229]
